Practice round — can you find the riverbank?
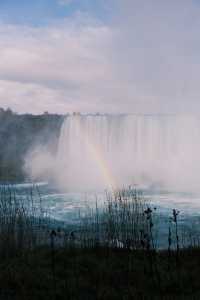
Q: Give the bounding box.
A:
[1,184,200,299]
[1,246,200,299]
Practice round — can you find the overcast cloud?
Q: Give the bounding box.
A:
[0,0,200,114]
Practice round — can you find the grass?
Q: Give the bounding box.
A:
[1,246,200,299]
[0,185,200,299]
[0,184,51,258]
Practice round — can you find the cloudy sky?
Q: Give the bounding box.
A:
[0,0,200,114]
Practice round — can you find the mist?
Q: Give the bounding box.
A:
[24,114,200,193]
[24,145,56,183]
[1,1,200,192]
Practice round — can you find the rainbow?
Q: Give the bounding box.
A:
[76,116,117,190]
[85,138,117,190]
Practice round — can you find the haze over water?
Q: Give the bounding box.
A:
[56,114,200,193]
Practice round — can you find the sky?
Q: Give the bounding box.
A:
[0,0,200,114]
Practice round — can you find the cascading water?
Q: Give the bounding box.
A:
[56,114,200,192]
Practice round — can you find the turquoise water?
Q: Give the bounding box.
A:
[3,182,200,248]
[5,182,200,222]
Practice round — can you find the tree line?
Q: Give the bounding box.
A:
[0,108,64,182]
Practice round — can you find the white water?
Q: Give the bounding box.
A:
[56,114,200,192]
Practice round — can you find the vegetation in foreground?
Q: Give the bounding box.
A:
[1,246,200,299]
[0,185,200,299]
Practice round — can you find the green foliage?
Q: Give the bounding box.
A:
[0,108,64,182]
[1,247,200,299]
[0,185,199,299]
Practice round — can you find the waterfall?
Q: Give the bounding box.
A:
[56,114,200,191]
